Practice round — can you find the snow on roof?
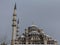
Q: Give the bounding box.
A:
[21,35,25,38]
[29,31,39,34]
[30,24,38,27]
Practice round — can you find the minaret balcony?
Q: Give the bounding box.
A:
[12,24,16,27]
[13,14,16,16]
[12,19,16,21]
[16,30,19,32]
[16,34,19,36]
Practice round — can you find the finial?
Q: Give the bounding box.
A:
[31,21,35,26]
[32,21,35,25]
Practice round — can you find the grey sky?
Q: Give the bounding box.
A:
[0,0,60,45]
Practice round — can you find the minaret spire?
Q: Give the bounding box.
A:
[13,3,17,16]
[14,3,16,9]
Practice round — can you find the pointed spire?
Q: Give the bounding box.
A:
[17,18,19,24]
[32,21,34,25]
[16,18,19,29]
[14,3,16,9]
[13,3,17,16]
[31,21,35,26]
[31,21,37,27]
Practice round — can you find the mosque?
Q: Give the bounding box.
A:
[11,3,57,45]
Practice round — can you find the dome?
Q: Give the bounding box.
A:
[44,34,52,39]
[54,39,57,41]
[28,25,39,30]
[21,35,25,38]
[41,31,45,34]
[29,31,39,35]
[30,24,38,28]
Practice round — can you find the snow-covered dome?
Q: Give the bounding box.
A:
[29,31,40,35]
[54,39,57,41]
[46,35,52,38]
[44,34,52,39]
[21,35,25,38]
[41,31,45,34]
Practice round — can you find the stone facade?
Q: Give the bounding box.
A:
[15,25,57,45]
[11,3,57,45]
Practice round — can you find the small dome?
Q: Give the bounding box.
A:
[47,35,52,38]
[21,35,25,38]
[41,31,45,34]
[44,34,52,39]
[54,39,57,41]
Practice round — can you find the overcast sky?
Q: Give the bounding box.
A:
[0,0,60,45]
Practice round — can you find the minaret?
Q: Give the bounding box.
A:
[16,18,19,38]
[16,18,19,42]
[11,3,17,45]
